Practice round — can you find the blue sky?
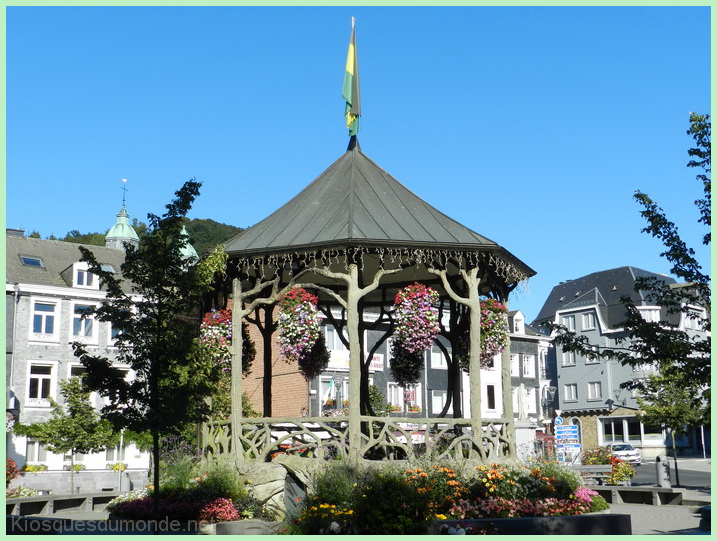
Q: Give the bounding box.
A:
[6,6,711,322]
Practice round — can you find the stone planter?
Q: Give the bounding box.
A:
[429,513,632,535]
[198,523,216,535]
[215,520,282,535]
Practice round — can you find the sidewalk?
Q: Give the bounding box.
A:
[614,458,711,535]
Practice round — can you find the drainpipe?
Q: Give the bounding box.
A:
[10,283,20,406]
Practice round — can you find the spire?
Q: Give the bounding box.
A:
[105,178,140,251]
[179,225,199,262]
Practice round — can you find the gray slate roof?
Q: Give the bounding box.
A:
[224,139,533,277]
[6,234,128,291]
[532,266,677,328]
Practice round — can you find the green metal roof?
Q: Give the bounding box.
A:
[225,138,532,278]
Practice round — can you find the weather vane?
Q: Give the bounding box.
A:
[121,178,128,206]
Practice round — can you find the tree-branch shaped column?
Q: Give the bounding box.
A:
[428,265,484,459]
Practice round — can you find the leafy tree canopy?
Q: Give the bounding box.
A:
[14,377,115,458]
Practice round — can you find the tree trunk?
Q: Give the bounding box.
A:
[671,431,681,486]
[261,306,274,417]
[70,452,76,494]
[152,427,160,525]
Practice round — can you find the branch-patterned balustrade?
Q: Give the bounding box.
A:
[202,416,511,463]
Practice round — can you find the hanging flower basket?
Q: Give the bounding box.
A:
[479,298,509,363]
[393,283,440,352]
[455,298,509,371]
[200,308,255,375]
[390,283,440,386]
[200,309,232,372]
[277,287,321,364]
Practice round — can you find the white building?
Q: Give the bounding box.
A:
[5,211,150,493]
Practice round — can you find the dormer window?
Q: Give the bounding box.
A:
[73,263,99,290]
[513,317,524,334]
[77,269,94,287]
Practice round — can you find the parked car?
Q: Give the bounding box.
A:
[606,443,641,465]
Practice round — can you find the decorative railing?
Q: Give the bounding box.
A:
[202,416,511,463]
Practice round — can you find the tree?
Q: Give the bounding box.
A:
[551,114,711,425]
[73,180,222,518]
[62,230,107,246]
[635,372,703,485]
[14,377,115,493]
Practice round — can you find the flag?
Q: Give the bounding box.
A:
[342,18,361,136]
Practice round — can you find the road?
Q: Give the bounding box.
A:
[631,457,711,490]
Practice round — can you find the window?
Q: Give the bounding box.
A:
[70,365,86,378]
[31,301,57,340]
[486,385,496,410]
[387,383,421,411]
[562,315,575,331]
[100,264,115,273]
[522,355,535,378]
[28,364,55,405]
[72,304,96,340]
[431,390,448,414]
[76,269,94,288]
[106,444,126,462]
[602,418,625,443]
[640,308,660,323]
[564,383,578,402]
[513,317,523,334]
[588,381,602,400]
[561,351,576,366]
[430,345,447,369]
[510,354,520,376]
[26,440,48,463]
[585,346,599,364]
[20,255,45,268]
[387,383,404,410]
[325,326,348,351]
[582,312,596,330]
[539,350,548,378]
[320,378,337,405]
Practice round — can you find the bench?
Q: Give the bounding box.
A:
[571,464,614,485]
[592,485,683,506]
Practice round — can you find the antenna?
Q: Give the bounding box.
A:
[121,178,128,206]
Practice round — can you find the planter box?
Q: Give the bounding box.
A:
[429,513,632,535]
[215,520,282,535]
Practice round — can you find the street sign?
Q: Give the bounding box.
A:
[554,416,564,425]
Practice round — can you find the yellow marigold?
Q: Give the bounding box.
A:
[435,514,447,520]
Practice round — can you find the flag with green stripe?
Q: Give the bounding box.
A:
[342,18,361,136]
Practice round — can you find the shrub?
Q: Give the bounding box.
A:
[352,469,433,534]
[582,447,636,484]
[198,497,240,523]
[106,489,150,513]
[6,458,19,487]
[6,485,38,498]
[188,462,247,502]
[22,464,47,473]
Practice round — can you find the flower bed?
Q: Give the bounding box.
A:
[106,463,273,525]
[285,460,611,535]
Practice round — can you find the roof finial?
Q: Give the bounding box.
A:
[121,178,128,206]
